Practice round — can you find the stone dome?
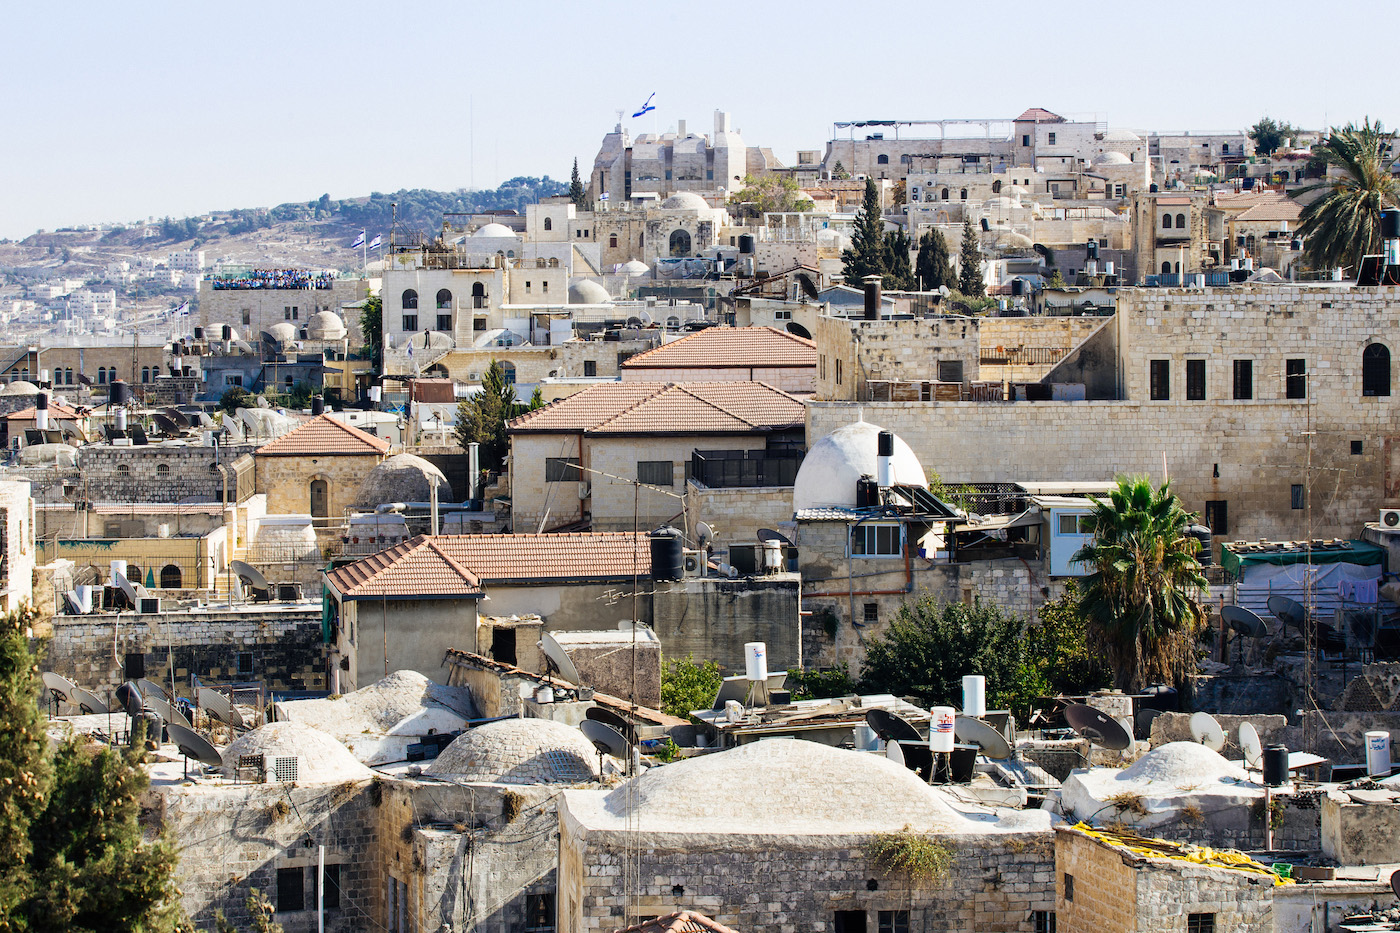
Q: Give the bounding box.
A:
[307,310,347,340]
[424,718,601,784]
[354,453,449,508]
[1095,151,1133,165]
[793,421,927,511]
[473,222,516,238]
[268,322,298,343]
[993,230,1035,249]
[984,196,1019,212]
[220,722,372,782]
[1103,128,1142,142]
[620,260,650,274]
[660,192,711,211]
[405,330,454,350]
[0,381,38,396]
[1005,184,1030,197]
[568,280,612,305]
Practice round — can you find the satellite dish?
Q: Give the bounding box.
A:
[899,741,935,781]
[71,687,109,715]
[1222,605,1268,638]
[144,695,192,729]
[954,715,1013,760]
[113,571,138,607]
[1064,703,1132,751]
[1391,868,1400,901]
[865,708,922,744]
[165,722,222,777]
[153,414,182,436]
[230,560,270,600]
[539,631,583,686]
[696,522,714,549]
[639,311,653,326]
[579,719,629,759]
[1267,595,1307,631]
[1239,721,1263,769]
[62,590,86,615]
[42,672,77,708]
[162,408,190,428]
[115,682,144,719]
[584,706,637,745]
[198,411,217,428]
[198,687,246,730]
[885,739,905,766]
[757,528,794,547]
[1190,711,1227,753]
[137,678,171,701]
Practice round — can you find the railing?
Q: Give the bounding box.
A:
[979,347,1071,366]
[210,270,336,290]
[690,449,804,488]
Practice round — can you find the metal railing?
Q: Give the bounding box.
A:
[979,347,1071,366]
[690,449,804,488]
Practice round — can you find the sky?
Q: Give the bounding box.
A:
[2,0,1396,241]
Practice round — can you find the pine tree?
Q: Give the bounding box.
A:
[841,178,886,286]
[957,221,985,297]
[914,229,955,291]
[882,227,914,291]
[455,360,519,472]
[0,606,48,931]
[569,158,587,211]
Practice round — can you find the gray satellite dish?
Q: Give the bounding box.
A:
[585,706,637,745]
[42,672,77,709]
[163,408,189,428]
[1190,712,1226,753]
[1222,605,1268,638]
[62,590,86,615]
[1239,721,1263,769]
[757,528,794,547]
[580,719,629,759]
[152,414,182,436]
[1064,703,1132,751]
[539,632,583,686]
[224,419,245,443]
[137,678,171,702]
[695,522,714,549]
[71,686,109,715]
[954,715,1013,760]
[113,571,138,606]
[198,687,246,730]
[165,722,222,777]
[866,709,922,744]
[198,411,217,428]
[230,560,270,600]
[144,696,191,729]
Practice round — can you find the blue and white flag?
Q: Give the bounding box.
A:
[368,234,382,249]
[351,231,365,249]
[599,192,610,201]
[632,93,656,119]
[176,300,190,315]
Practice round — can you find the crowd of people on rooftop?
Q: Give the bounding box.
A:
[211,269,336,290]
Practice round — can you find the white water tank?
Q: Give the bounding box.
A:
[744,642,767,682]
[1367,730,1392,776]
[962,675,986,718]
[930,706,956,753]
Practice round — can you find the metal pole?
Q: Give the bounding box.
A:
[317,844,325,933]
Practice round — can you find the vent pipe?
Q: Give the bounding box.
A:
[863,274,883,320]
[34,392,47,432]
[876,431,894,487]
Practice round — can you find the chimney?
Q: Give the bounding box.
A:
[863,274,883,320]
[34,392,47,432]
[877,431,894,487]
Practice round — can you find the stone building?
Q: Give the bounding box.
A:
[815,314,981,401]
[1128,189,1225,281]
[0,480,34,613]
[588,110,759,204]
[197,271,370,345]
[619,326,816,394]
[254,414,390,527]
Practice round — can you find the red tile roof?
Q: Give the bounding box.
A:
[326,532,650,598]
[613,912,740,933]
[1015,107,1064,123]
[621,327,816,370]
[6,402,81,420]
[254,413,390,457]
[1234,199,1302,223]
[508,382,804,436]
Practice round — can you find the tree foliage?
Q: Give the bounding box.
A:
[0,607,48,928]
[831,161,851,180]
[882,227,914,291]
[1293,119,1400,273]
[914,229,954,291]
[1026,583,1111,698]
[359,296,382,374]
[453,360,518,472]
[1071,476,1207,691]
[785,664,855,701]
[1248,117,1297,157]
[842,179,887,286]
[569,159,587,211]
[956,221,985,297]
[660,655,722,719]
[728,174,813,222]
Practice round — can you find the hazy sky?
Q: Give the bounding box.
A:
[3,0,1395,240]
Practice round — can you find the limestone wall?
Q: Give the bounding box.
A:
[815,314,981,401]
[77,444,254,503]
[684,481,794,548]
[256,451,382,520]
[978,315,1108,384]
[652,574,801,675]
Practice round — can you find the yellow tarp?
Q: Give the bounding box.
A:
[1071,822,1295,886]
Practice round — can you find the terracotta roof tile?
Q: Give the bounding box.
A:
[1234,199,1302,222]
[508,382,804,436]
[1015,107,1063,123]
[6,402,81,420]
[326,532,650,598]
[621,327,815,370]
[254,413,390,457]
[613,912,741,933]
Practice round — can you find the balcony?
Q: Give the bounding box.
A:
[689,449,804,489]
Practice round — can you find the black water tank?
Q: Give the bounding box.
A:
[109,380,130,405]
[35,392,47,411]
[1149,184,1159,193]
[877,431,894,458]
[193,326,204,340]
[1186,524,1213,565]
[648,527,685,582]
[1382,208,1400,240]
[311,396,325,415]
[1242,177,1256,190]
[1086,239,1099,260]
[1263,744,1289,787]
[855,475,879,508]
[221,324,232,340]
[1011,278,1025,296]
[863,275,882,320]
[738,234,755,254]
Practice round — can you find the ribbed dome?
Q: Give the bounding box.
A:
[569,280,612,304]
[354,453,449,508]
[660,192,711,211]
[307,310,346,340]
[424,719,601,784]
[793,421,927,511]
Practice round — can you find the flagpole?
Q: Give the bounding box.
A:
[360,229,367,274]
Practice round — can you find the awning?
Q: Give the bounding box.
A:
[1221,539,1386,576]
[954,508,1040,534]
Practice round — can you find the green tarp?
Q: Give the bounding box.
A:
[1220,539,1386,576]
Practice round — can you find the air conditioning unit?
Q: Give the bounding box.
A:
[266,755,299,784]
[1381,509,1400,531]
[138,597,162,614]
[682,548,706,578]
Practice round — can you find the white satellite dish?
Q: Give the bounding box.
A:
[539,631,583,686]
[696,522,714,549]
[639,311,653,326]
[885,738,906,767]
[1239,721,1263,769]
[1190,711,1226,753]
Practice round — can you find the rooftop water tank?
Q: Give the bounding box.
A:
[649,527,685,582]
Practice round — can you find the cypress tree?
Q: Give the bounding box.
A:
[882,227,914,291]
[915,229,955,291]
[841,178,886,286]
[569,158,587,211]
[0,607,47,931]
[455,360,519,471]
[957,221,985,297]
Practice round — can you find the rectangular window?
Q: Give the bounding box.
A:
[241,310,251,326]
[1063,873,1074,902]
[402,314,418,332]
[525,281,532,293]
[1291,484,1305,510]
[1285,358,1306,399]
[937,360,964,383]
[544,458,580,482]
[1353,440,1364,455]
[1047,132,1057,145]
[819,355,826,380]
[864,603,879,626]
[277,867,304,913]
[542,282,548,293]
[316,864,341,910]
[224,375,243,387]
[1022,134,1031,146]
[474,318,487,331]
[836,359,843,384]
[1204,500,1229,536]
[637,460,673,486]
[1033,911,1057,933]
[1186,359,1206,400]
[851,524,903,557]
[877,910,909,933]
[834,911,867,933]
[1187,914,1215,933]
[1057,513,1091,535]
[124,652,145,680]
[583,360,597,377]
[1232,359,1253,399]
[1150,359,1170,400]
[238,652,253,675]
[437,314,452,332]
[525,892,556,933]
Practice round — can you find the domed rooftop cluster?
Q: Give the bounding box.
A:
[793,421,928,511]
[354,454,450,509]
[220,722,373,782]
[425,718,601,784]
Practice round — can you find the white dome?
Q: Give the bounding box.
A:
[568,280,612,304]
[1005,184,1029,197]
[473,222,516,238]
[307,310,346,340]
[268,322,297,343]
[1095,151,1132,165]
[1103,128,1142,142]
[407,330,454,350]
[985,196,1018,211]
[620,260,649,274]
[994,231,1035,248]
[793,421,927,511]
[0,381,38,396]
[660,192,711,211]
[425,719,601,784]
[220,722,372,783]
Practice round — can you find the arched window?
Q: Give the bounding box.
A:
[98,368,108,385]
[116,463,129,476]
[1175,213,1187,228]
[310,478,329,518]
[1222,143,1230,154]
[1363,343,1392,397]
[876,154,889,165]
[64,369,72,385]
[959,189,968,200]
[1162,214,1172,229]
[941,188,949,200]
[1161,261,1173,274]
[609,234,618,248]
[543,217,553,231]
[669,229,691,257]
[402,289,418,310]
[1175,262,1181,273]
[548,257,559,267]
[160,565,182,589]
[471,282,486,309]
[638,233,644,247]
[436,288,452,309]
[992,180,1002,194]
[156,463,170,476]
[499,361,516,386]
[127,565,142,586]
[141,367,150,383]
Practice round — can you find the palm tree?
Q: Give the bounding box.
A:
[1293,119,1400,273]
[1071,476,1206,691]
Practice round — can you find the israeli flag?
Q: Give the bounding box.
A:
[176,300,190,315]
[599,192,610,201]
[351,231,365,249]
[369,234,382,249]
[632,92,656,119]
